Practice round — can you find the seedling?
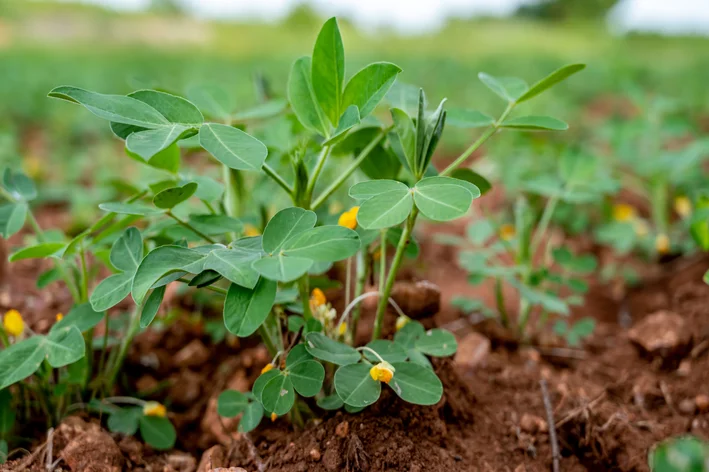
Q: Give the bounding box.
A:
[0,17,585,446]
[649,436,709,472]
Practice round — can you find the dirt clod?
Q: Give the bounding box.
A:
[679,398,697,415]
[696,394,709,412]
[391,280,441,319]
[198,445,227,472]
[174,339,210,368]
[61,430,124,472]
[309,448,321,461]
[628,310,692,367]
[519,413,548,434]
[335,420,349,438]
[455,332,490,370]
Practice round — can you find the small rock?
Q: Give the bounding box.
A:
[174,339,210,368]
[391,280,441,319]
[135,375,159,393]
[166,452,196,472]
[309,448,321,461]
[455,332,490,370]
[677,359,692,377]
[519,413,548,434]
[696,394,709,413]
[679,398,697,415]
[169,369,203,406]
[198,445,227,472]
[628,310,692,368]
[209,468,247,472]
[61,430,124,472]
[335,421,349,438]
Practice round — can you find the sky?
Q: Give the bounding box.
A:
[59,0,709,35]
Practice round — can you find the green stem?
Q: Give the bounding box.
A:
[440,102,514,177]
[202,199,217,215]
[494,278,509,328]
[258,324,279,358]
[105,300,144,393]
[530,195,560,253]
[372,208,417,340]
[79,248,89,302]
[304,145,332,202]
[378,230,387,294]
[93,311,110,398]
[0,328,9,348]
[311,129,389,210]
[349,251,369,341]
[297,275,313,320]
[167,211,217,244]
[263,164,294,195]
[222,165,243,219]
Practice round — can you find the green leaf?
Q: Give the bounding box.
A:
[261,373,295,416]
[312,17,345,126]
[203,248,260,289]
[191,175,224,202]
[364,340,408,363]
[126,125,192,160]
[131,245,206,303]
[199,124,268,171]
[153,182,198,209]
[516,64,586,104]
[48,86,169,128]
[90,272,133,311]
[451,168,492,196]
[127,143,180,173]
[447,108,495,128]
[111,227,143,273]
[238,401,264,433]
[0,202,27,238]
[140,286,166,328]
[288,56,328,136]
[107,407,141,435]
[98,202,165,216]
[233,99,288,122]
[286,344,314,368]
[334,363,381,408]
[139,415,176,450]
[289,360,325,397]
[357,187,412,230]
[414,177,474,221]
[37,268,60,289]
[317,394,344,410]
[223,278,276,337]
[414,329,457,357]
[252,369,280,403]
[9,242,65,262]
[0,390,15,434]
[323,105,360,145]
[186,84,234,121]
[188,214,242,236]
[262,207,317,254]
[390,108,417,173]
[388,362,442,405]
[349,179,408,201]
[650,436,709,472]
[51,303,103,333]
[343,62,401,118]
[501,116,568,131]
[45,326,85,368]
[283,226,360,262]
[394,321,425,348]
[0,337,45,389]
[217,389,249,417]
[188,270,221,288]
[407,349,433,369]
[252,254,313,283]
[304,332,360,366]
[3,169,37,201]
[128,89,204,125]
[477,73,528,102]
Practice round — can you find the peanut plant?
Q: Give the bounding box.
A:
[0,17,585,446]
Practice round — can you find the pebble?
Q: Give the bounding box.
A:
[696,394,709,413]
[335,421,349,438]
[679,398,696,415]
[627,311,692,367]
[309,448,321,461]
[519,413,548,434]
[677,359,692,377]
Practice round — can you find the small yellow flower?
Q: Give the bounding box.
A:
[395,315,410,332]
[369,361,395,384]
[337,322,347,336]
[270,412,278,422]
[310,288,327,310]
[244,224,261,237]
[3,310,24,337]
[338,207,359,230]
[55,313,64,322]
[656,233,670,254]
[674,196,692,218]
[142,401,167,418]
[261,363,275,375]
[633,220,649,237]
[499,224,515,241]
[613,203,636,222]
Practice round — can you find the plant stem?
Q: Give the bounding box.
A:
[297,275,313,320]
[94,311,110,397]
[79,247,89,302]
[304,145,332,202]
[258,324,279,359]
[494,278,509,328]
[311,129,389,210]
[222,165,243,219]
[378,230,387,294]
[530,195,560,253]
[345,257,352,306]
[372,208,417,340]
[167,211,217,244]
[440,102,514,177]
[263,164,294,195]
[349,251,369,340]
[105,300,144,393]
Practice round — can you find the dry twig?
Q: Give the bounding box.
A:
[540,379,560,472]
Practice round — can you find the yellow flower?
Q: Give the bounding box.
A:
[3,310,24,337]
[674,196,692,218]
[244,224,261,237]
[372,248,381,261]
[55,313,64,322]
[337,322,347,336]
[395,315,410,332]
[633,220,649,237]
[656,233,670,254]
[338,207,359,230]
[261,363,275,375]
[24,155,42,179]
[613,203,636,222]
[270,412,278,422]
[310,288,327,310]
[499,224,515,241]
[369,361,395,384]
[142,401,167,418]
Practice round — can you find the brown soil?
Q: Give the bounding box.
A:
[3,210,709,471]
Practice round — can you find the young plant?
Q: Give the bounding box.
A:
[649,436,709,472]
